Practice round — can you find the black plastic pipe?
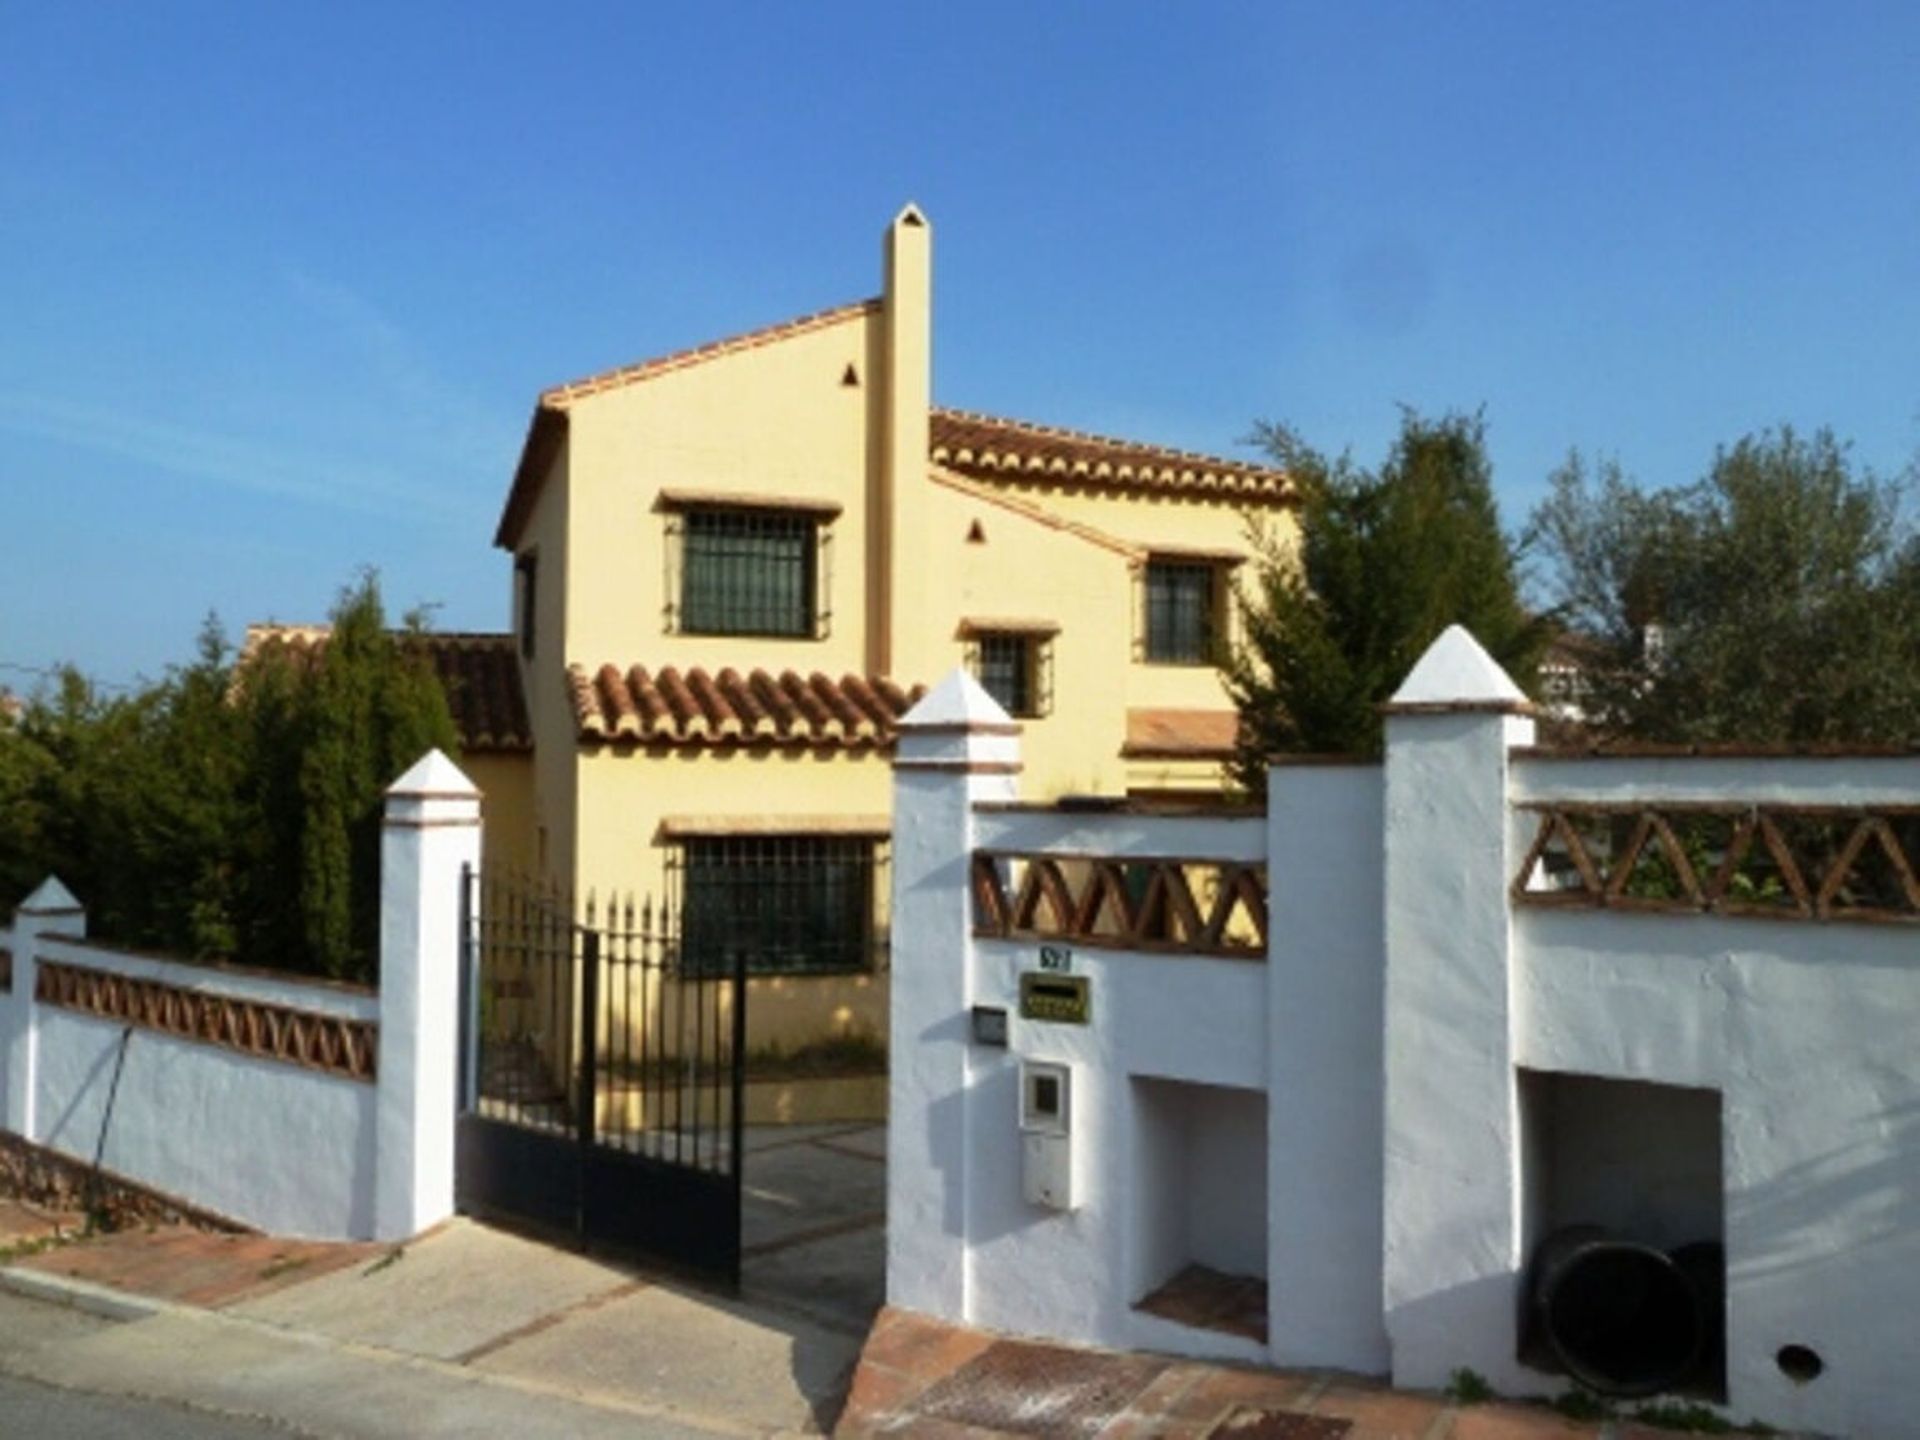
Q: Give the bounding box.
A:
[1529,1225,1707,1398]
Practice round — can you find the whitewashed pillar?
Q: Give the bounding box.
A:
[375,749,481,1242]
[887,669,1020,1322]
[1379,625,1537,1390]
[4,877,85,1143]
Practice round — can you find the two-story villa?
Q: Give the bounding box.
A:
[462,205,1296,1051]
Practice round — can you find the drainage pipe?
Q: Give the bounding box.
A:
[1528,1225,1706,1399]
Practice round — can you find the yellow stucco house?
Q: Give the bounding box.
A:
[463,205,1295,1055]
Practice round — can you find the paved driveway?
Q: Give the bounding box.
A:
[4,1122,889,1437]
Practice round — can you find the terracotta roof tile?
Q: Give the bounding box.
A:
[1122,708,1242,760]
[424,634,534,753]
[931,409,1294,504]
[240,625,532,754]
[570,663,925,748]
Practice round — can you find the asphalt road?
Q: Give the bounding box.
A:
[0,1372,314,1439]
[0,1289,312,1439]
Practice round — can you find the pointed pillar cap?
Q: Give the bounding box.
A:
[894,668,1022,777]
[386,748,480,798]
[1382,624,1535,716]
[898,667,1017,734]
[19,874,82,914]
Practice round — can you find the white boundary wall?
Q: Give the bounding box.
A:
[889,636,1920,1439]
[0,749,478,1241]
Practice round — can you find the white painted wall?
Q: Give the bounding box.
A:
[887,639,1920,1439]
[1379,705,1536,1396]
[892,676,1273,1367]
[30,972,378,1237]
[1266,761,1389,1373]
[1517,905,1920,1438]
[0,748,483,1244]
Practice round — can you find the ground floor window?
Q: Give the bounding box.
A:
[675,835,880,977]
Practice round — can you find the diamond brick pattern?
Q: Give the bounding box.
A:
[1513,804,1920,924]
[972,852,1268,957]
[35,961,377,1082]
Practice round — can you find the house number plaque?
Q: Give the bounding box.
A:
[1019,972,1091,1025]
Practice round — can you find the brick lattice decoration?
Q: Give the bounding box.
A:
[972,853,1269,957]
[34,961,378,1082]
[1513,804,1920,924]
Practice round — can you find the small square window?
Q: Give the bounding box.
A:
[1143,559,1219,665]
[968,630,1052,718]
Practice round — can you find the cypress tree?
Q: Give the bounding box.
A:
[1224,409,1548,784]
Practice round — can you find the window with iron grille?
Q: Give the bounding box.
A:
[675,836,881,977]
[968,632,1051,718]
[678,508,818,637]
[1143,559,1218,664]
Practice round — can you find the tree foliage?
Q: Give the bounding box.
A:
[0,572,457,983]
[1527,426,1920,744]
[1224,409,1549,782]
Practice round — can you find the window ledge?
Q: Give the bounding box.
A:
[656,488,843,519]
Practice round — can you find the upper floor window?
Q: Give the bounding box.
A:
[514,551,538,660]
[1143,558,1220,665]
[661,493,837,639]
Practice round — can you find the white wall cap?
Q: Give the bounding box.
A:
[385,748,479,798]
[19,874,81,913]
[898,667,1014,731]
[1388,624,1528,708]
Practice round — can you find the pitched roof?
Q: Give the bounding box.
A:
[494,300,880,549]
[541,299,880,409]
[424,634,535,752]
[1121,707,1241,760]
[570,663,924,748]
[931,409,1293,503]
[496,300,1296,549]
[240,625,532,754]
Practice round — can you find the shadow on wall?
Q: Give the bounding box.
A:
[1726,1098,1920,1289]
[1386,1269,1536,1393]
[38,1026,126,1157]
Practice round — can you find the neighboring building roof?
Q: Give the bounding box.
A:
[239,625,533,754]
[570,663,925,748]
[1122,708,1241,760]
[424,634,535,753]
[931,409,1294,503]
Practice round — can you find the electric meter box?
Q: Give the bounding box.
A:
[1019,1060,1074,1210]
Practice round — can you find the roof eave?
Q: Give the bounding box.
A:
[494,404,569,552]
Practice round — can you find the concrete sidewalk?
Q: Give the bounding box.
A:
[2,1218,858,1437]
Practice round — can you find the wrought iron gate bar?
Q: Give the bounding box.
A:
[455,866,746,1287]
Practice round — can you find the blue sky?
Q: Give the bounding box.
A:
[5,3,1918,687]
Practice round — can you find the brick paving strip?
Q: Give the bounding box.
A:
[12,1221,381,1309]
[835,1308,1773,1440]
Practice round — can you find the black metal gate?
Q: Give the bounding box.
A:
[454,867,746,1287]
